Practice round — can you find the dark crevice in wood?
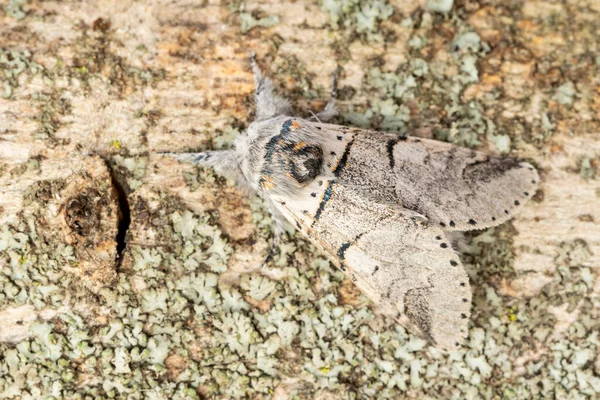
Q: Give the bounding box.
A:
[107,165,130,265]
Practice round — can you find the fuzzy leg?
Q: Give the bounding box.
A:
[261,201,289,268]
[250,53,291,120]
[261,227,282,269]
[159,151,214,165]
[312,68,340,122]
[159,150,239,177]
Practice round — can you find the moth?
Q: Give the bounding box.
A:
[162,55,539,350]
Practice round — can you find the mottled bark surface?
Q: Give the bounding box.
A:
[0,0,599,399]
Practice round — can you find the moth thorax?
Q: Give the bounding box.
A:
[285,142,323,186]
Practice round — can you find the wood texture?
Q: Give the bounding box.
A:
[1,0,599,398]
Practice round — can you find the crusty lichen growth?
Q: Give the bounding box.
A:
[3,197,598,398]
[1,0,600,399]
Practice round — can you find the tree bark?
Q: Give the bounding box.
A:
[1,0,599,398]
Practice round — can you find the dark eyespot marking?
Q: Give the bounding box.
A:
[468,219,477,225]
[514,200,520,206]
[372,265,379,275]
[440,243,448,248]
[524,192,529,196]
[280,201,286,206]
[318,180,323,186]
[504,210,509,214]
[413,139,421,143]
[288,144,324,185]
[435,236,442,240]
[532,180,536,184]
[491,216,496,221]
[302,210,308,215]
[439,222,446,227]
[337,136,343,140]
[462,298,468,303]
[528,167,534,171]
[450,260,458,266]
[449,220,455,227]
[340,263,346,272]
[460,282,466,287]
[455,342,460,347]
[461,313,467,319]
[310,192,317,197]
[316,126,322,130]
[295,221,301,229]
[330,151,336,156]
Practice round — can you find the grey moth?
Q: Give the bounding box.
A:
[162,56,539,350]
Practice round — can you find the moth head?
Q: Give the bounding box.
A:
[165,117,325,196]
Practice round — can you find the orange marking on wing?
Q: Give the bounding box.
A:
[291,121,301,129]
[294,142,308,151]
[261,176,276,190]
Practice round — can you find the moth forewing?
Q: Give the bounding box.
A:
[387,137,540,231]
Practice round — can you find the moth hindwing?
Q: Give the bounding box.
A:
[162,57,539,350]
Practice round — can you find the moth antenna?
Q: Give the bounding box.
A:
[261,234,280,269]
[158,150,241,178]
[249,53,291,120]
[311,67,340,122]
[249,51,263,90]
[158,151,213,166]
[309,110,322,123]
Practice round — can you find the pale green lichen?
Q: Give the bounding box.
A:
[320,0,393,40]
[2,1,600,399]
[5,0,27,20]
[0,49,41,98]
[32,92,72,141]
[240,274,276,301]
[426,0,453,13]
[341,23,495,148]
[240,13,279,33]
[112,155,149,191]
[576,156,599,180]
[555,81,576,106]
[213,126,240,150]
